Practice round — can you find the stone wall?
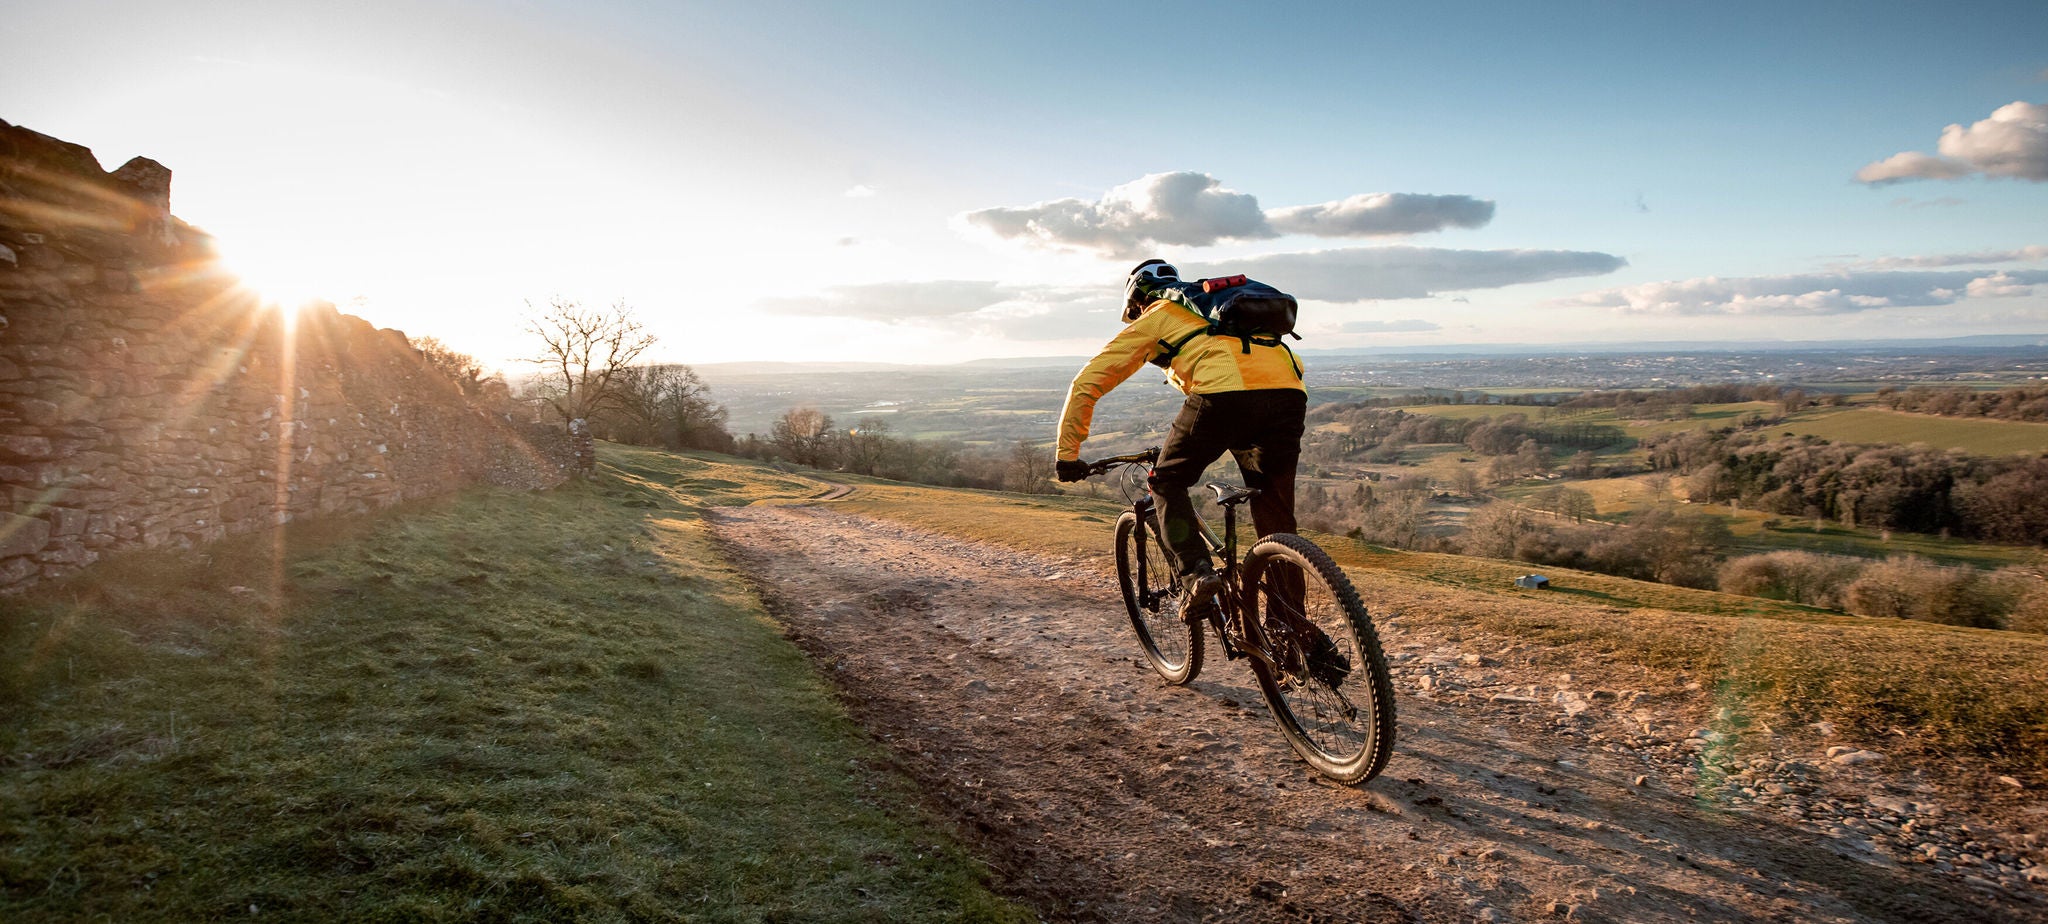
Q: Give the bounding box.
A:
[0,118,571,591]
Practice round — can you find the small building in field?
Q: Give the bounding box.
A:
[1515,574,1551,590]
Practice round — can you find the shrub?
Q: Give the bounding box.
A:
[1461,502,1538,560]
[1843,555,2000,628]
[1717,551,1865,609]
[1985,566,2048,634]
[2008,586,2048,634]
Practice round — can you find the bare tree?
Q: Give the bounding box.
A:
[771,407,838,468]
[524,298,657,426]
[1560,488,1598,524]
[412,336,491,395]
[844,417,893,476]
[1005,440,1056,494]
[1461,502,1536,559]
[602,364,733,451]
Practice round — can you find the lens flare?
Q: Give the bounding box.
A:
[214,233,331,315]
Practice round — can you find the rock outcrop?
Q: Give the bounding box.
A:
[0,118,571,591]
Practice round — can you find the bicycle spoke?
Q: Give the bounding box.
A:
[1116,510,1202,685]
[1241,533,1395,785]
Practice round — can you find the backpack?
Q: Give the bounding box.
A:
[1148,275,1301,367]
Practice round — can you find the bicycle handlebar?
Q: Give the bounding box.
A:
[1083,447,1160,477]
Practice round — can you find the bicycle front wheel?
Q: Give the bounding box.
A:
[1115,510,1202,685]
[1241,533,1396,784]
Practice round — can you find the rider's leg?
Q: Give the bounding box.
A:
[1149,394,1229,576]
[1230,390,1306,542]
[1231,391,1344,682]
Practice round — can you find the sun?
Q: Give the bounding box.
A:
[213,232,335,315]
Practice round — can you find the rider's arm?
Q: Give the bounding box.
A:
[1055,305,1181,461]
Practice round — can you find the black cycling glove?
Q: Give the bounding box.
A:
[1055,459,1090,482]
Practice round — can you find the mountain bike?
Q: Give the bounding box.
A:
[1083,448,1396,784]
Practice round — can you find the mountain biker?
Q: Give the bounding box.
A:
[1054,259,1306,623]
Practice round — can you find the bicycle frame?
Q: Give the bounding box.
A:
[1127,487,1261,663]
[1088,447,1393,784]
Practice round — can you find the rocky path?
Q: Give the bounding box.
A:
[707,504,2045,923]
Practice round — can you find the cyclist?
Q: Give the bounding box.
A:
[1054,259,1306,623]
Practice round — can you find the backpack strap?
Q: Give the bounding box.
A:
[1151,327,1208,367]
[1155,329,1301,371]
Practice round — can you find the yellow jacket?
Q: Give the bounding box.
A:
[1055,299,1304,461]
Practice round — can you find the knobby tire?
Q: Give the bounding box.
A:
[1114,510,1202,685]
[1241,533,1396,784]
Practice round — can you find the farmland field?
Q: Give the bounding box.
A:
[1398,399,2048,457]
[1775,406,2048,455]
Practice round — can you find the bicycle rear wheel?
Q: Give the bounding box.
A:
[1114,510,1202,684]
[1241,533,1395,784]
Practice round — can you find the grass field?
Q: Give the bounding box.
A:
[0,446,1026,923]
[1775,406,2048,455]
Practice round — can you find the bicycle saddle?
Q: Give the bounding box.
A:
[1207,483,1260,506]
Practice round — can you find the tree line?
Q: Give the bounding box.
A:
[413,299,1066,494]
[1874,384,2048,422]
[728,408,1056,494]
[1642,429,2048,544]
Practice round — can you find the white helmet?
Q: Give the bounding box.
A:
[1122,259,1179,321]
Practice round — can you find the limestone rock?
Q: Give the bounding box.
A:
[0,513,50,558]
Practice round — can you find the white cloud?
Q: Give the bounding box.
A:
[1966,272,2036,298]
[1337,318,1442,333]
[843,184,877,198]
[1856,101,2048,185]
[1564,269,2048,315]
[966,290,1119,341]
[1847,246,2048,269]
[755,281,1117,341]
[1186,246,1627,303]
[960,172,1271,256]
[961,173,1497,256]
[758,280,1009,320]
[1268,193,1493,237]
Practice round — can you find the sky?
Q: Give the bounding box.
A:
[5,0,2047,370]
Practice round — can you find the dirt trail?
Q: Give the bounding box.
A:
[707,504,2042,923]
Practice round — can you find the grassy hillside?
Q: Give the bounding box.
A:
[834,475,2048,777]
[6,441,2044,922]
[0,446,1027,923]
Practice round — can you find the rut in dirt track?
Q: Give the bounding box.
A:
[707,503,2031,924]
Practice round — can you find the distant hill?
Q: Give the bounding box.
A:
[1297,333,2048,358]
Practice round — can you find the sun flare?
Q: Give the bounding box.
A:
[214,233,334,314]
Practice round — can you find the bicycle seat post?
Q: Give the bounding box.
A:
[1221,497,1238,568]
